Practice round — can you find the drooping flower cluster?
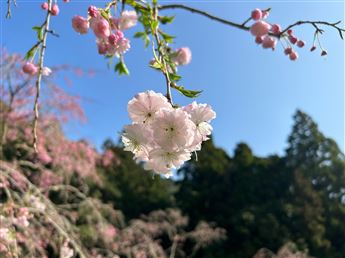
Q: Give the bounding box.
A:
[122,91,216,177]
[72,7,137,58]
[249,8,329,61]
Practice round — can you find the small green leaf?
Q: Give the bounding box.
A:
[100,9,110,22]
[115,60,129,75]
[134,32,146,38]
[159,31,175,43]
[169,73,181,82]
[150,61,162,70]
[173,85,202,98]
[24,44,39,60]
[32,26,43,41]
[151,20,159,31]
[159,15,175,24]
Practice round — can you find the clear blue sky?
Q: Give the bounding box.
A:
[1,0,344,156]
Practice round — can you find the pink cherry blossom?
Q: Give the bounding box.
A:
[171,47,192,66]
[50,4,59,16]
[262,36,277,50]
[88,6,99,18]
[152,108,195,150]
[72,16,89,34]
[42,67,52,76]
[271,24,281,35]
[289,50,299,61]
[288,35,298,44]
[251,9,262,21]
[127,91,172,124]
[255,36,264,44]
[91,18,110,39]
[284,47,292,55]
[22,62,38,75]
[250,21,271,37]
[41,2,48,10]
[122,124,152,158]
[297,40,305,48]
[144,148,191,177]
[118,10,138,30]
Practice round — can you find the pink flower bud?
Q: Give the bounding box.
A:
[50,4,59,16]
[287,29,293,35]
[321,50,328,56]
[251,9,262,21]
[97,40,108,55]
[297,40,305,48]
[172,47,192,66]
[63,0,70,2]
[92,18,110,39]
[288,35,298,44]
[250,21,271,37]
[72,16,89,34]
[271,24,281,35]
[41,2,48,10]
[289,50,298,61]
[262,36,277,50]
[310,45,317,52]
[42,67,52,76]
[284,47,292,55]
[22,62,38,75]
[255,36,263,44]
[262,10,269,19]
[88,6,99,18]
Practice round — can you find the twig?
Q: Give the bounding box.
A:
[157,4,345,39]
[6,0,11,18]
[152,7,173,104]
[32,0,53,153]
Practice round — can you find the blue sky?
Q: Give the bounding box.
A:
[1,0,344,156]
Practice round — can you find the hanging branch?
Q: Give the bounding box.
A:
[32,0,53,153]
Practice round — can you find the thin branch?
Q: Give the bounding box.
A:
[157,4,345,39]
[158,4,251,32]
[6,0,11,18]
[32,0,53,153]
[152,7,173,104]
[280,20,345,39]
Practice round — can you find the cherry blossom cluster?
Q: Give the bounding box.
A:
[22,62,52,76]
[249,8,326,61]
[121,91,216,177]
[72,7,138,57]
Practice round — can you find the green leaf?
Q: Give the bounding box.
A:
[115,60,129,75]
[32,26,43,41]
[100,9,110,22]
[24,44,39,60]
[159,31,175,43]
[150,61,163,70]
[134,32,146,38]
[169,73,181,82]
[159,15,175,24]
[151,20,159,31]
[173,85,202,98]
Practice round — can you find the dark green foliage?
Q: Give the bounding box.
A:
[93,110,344,257]
[96,140,175,220]
[175,110,345,257]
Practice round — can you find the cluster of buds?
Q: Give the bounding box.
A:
[122,91,216,177]
[41,2,60,16]
[22,62,52,76]
[249,8,329,60]
[72,6,138,58]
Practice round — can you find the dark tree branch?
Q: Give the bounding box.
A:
[157,4,345,40]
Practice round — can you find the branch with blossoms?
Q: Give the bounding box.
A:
[12,0,344,176]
